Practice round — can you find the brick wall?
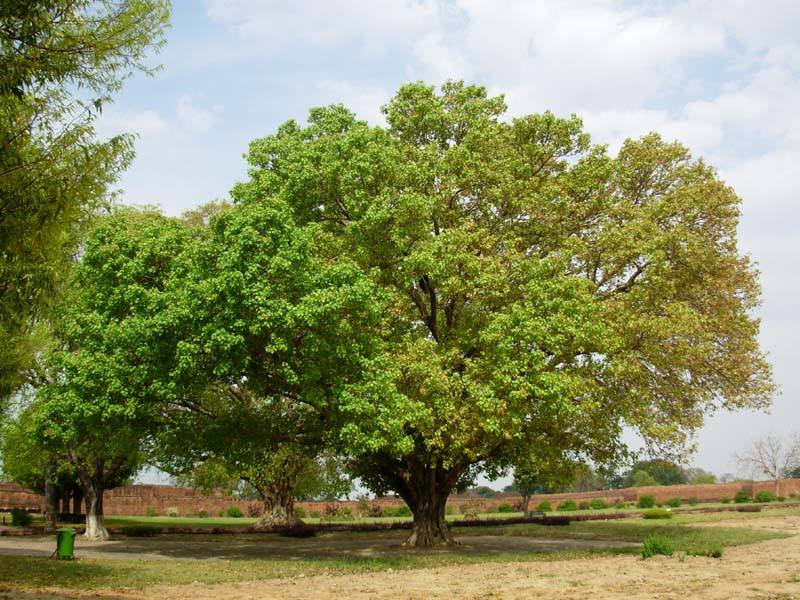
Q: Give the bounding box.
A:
[3,479,800,516]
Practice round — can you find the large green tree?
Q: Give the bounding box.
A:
[0,0,169,405]
[233,81,774,546]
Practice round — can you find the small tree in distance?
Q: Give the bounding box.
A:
[736,433,800,495]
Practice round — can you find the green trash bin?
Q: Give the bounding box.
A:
[55,528,75,560]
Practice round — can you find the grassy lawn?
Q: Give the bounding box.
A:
[0,510,792,592]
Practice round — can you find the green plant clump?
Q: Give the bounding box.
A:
[643,508,673,519]
[589,499,608,510]
[637,495,656,509]
[689,544,723,558]
[664,497,681,508]
[10,509,32,527]
[198,510,209,518]
[226,506,244,518]
[721,498,731,504]
[536,501,552,512]
[145,507,158,517]
[754,490,775,503]
[556,500,578,512]
[642,533,675,558]
[166,507,179,518]
[687,496,699,506]
[496,502,513,513]
[578,500,591,510]
[293,506,306,519]
[382,505,412,518]
[614,501,626,509]
[734,490,751,504]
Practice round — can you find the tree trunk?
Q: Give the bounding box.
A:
[392,460,461,548]
[72,489,84,515]
[83,483,110,540]
[43,465,57,532]
[254,485,301,528]
[521,494,531,518]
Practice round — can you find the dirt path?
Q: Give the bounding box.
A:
[3,515,800,599]
[147,515,800,600]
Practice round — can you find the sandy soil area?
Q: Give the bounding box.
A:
[3,515,800,599]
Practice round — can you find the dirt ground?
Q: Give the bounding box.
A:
[3,515,800,599]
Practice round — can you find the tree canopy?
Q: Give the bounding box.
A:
[0,0,169,405]
[233,81,774,545]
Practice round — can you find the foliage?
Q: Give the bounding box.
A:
[226,506,244,519]
[687,497,699,506]
[643,508,673,519]
[235,80,773,545]
[721,498,730,504]
[754,490,775,503]
[578,500,591,510]
[556,500,578,512]
[293,507,306,519]
[145,507,157,517]
[689,544,723,558]
[10,508,32,527]
[637,495,656,508]
[734,490,751,504]
[166,507,179,518]
[0,0,170,407]
[589,499,608,510]
[615,501,626,509]
[631,470,659,487]
[470,486,499,498]
[497,502,513,513]
[641,533,674,558]
[685,468,717,484]
[536,501,552,512]
[382,505,412,518]
[198,510,209,519]
[664,498,681,508]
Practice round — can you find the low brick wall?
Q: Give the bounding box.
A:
[3,478,800,516]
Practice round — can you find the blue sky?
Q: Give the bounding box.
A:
[112,0,800,482]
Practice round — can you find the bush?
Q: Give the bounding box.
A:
[637,495,656,509]
[687,496,698,506]
[198,510,209,518]
[310,510,321,519]
[445,504,454,515]
[754,490,775,503]
[218,509,225,517]
[293,506,306,519]
[145,506,158,517]
[578,500,591,510]
[777,496,786,502]
[10,508,32,527]
[721,498,731,504]
[226,506,244,518]
[335,506,354,520]
[166,506,179,518]
[614,501,626,510]
[382,505,412,518]
[664,497,681,508]
[556,500,578,512]
[536,500,552,512]
[643,508,673,519]
[641,533,674,558]
[734,490,751,504]
[589,499,608,510]
[497,502,513,513]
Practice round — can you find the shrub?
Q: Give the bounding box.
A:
[166,506,179,518]
[218,509,225,517]
[614,501,626,510]
[145,506,158,517]
[641,533,674,558]
[637,495,656,509]
[445,504,454,515]
[198,510,209,518]
[497,502,513,513]
[777,496,786,502]
[10,508,32,527]
[293,506,306,519]
[721,498,731,504]
[536,500,552,512]
[664,497,681,508]
[734,490,751,503]
[687,496,698,506]
[589,499,608,510]
[556,500,578,512]
[310,510,321,519]
[754,490,775,503]
[226,506,244,518]
[335,506,354,520]
[382,505,412,518]
[643,508,673,519]
[578,500,591,510]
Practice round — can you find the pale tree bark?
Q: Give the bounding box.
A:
[249,452,308,529]
[254,483,301,528]
[81,481,110,540]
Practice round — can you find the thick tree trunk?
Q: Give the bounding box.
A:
[254,485,301,528]
[391,460,461,548]
[72,489,84,515]
[83,484,110,540]
[43,465,58,532]
[521,494,531,518]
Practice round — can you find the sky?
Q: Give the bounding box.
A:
[109,0,800,483]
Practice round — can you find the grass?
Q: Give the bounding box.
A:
[0,510,791,592]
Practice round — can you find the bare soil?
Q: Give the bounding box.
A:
[4,515,800,599]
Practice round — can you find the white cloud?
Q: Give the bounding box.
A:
[176,95,215,133]
[96,108,170,138]
[313,81,390,125]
